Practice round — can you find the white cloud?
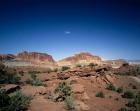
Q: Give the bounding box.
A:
[65,31,71,34]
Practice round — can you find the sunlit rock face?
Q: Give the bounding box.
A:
[57,52,103,67]
[0,51,56,68]
[17,51,55,64]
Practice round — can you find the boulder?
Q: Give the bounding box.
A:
[21,85,47,96]
[0,84,20,94]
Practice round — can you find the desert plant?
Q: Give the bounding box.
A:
[118,107,129,111]
[26,73,44,86]
[88,63,97,68]
[8,91,31,111]
[53,68,58,72]
[0,91,11,109]
[64,96,75,110]
[0,91,31,111]
[62,66,70,71]
[107,84,116,91]
[76,64,81,67]
[47,68,53,73]
[117,87,124,93]
[70,80,77,85]
[0,63,5,70]
[0,71,21,84]
[96,91,105,98]
[28,71,40,74]
[122,91,134,99]
[54,81,71,100]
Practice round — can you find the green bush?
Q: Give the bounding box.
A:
[0,91,31,111]
[0,92,10,109]
[28,71,40,74]
[70,80,77,85]
[107,84,116,91]
[64,96,75,110]
[0,71,21,84]
[8,91,31,111]
[118,108,129,111]
[53,68,58,72]
[47,68,53,73]
[61,66,70,71]
[96,91,105,98]
[117,87,123,93]
[88,63,97,67]
[54,81,71,100]
[0,63,5,70]
[76,64,81,67]
[26,73,44,86]
[122,91,134,99]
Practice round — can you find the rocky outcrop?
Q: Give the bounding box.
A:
[0,84,20,94]
[0,54,15,61]
[57,52,102,67]
[106,59,129,68]
[1,51,56,68]
[17,51,55,64]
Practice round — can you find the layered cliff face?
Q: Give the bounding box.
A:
[57,52,103,67]
[17,51,55,64]
[0,51,56,68]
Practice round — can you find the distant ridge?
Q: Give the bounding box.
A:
[128,60,140,62]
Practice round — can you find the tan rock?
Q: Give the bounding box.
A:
[81,92,90,101]
[72,84,85,94]
[21,85,47,97]
[75,100,90,111]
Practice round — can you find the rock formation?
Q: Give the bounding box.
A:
[17,51,55,65]
[57,52,103,67]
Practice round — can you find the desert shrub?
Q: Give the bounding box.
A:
[126,101,135,107]
[26,79,44,86]
[117,87,124,93]
[0,92,11,109]
[53,68,58,72]
[96,91,105,98]
[88,63,97,68]
[62,66,70,71]
[54,81,71,100]
[26,73,44,86]
[8,91,31,111]
[0,71,21,84]
[0,63,5,70]
[122,91,134,99]
[115,66,140,76]
[0,91,31,111]
[118,108,129,111]
[76,64,81,67]
[135,91,140,104]
[28,71,40,74]
[107,84,116,91]
[64,96,75,110]
[70,80,77,85]
[47,68,53,73]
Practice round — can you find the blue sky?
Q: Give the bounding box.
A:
[0,0,140,60]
